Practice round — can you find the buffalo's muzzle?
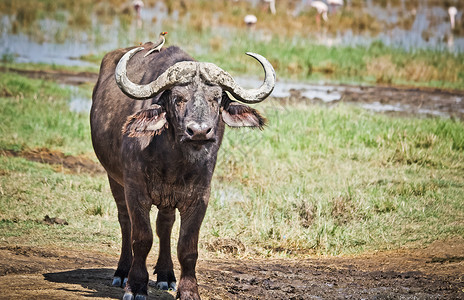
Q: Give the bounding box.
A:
[184,121,215,143]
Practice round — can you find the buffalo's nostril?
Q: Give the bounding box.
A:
[186,122,214,140]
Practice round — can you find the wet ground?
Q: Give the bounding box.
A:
[0,238,462,299]
[4,66,464,120]
[284,83,464,119]
[0,148,104,175]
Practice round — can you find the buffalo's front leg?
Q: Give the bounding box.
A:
[177,200,207,300]
[154,207,177,290]
[123,185,153,300]
[108,176,132,288]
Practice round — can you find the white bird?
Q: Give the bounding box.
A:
[327,0,343,5]
[132,0,144,28]
[144,32,168,57]
[448,6,457,30]
[263,0,276,15]
[311,1,329,22]
[327,0,343,14]
[132,0,144,18]
[244,14,258,27]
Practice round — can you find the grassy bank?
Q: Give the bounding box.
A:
[3,28,463,90]
[168,28,464,90]
[209,102,464,255]
[0,73,91,154]
[0,73,463,257]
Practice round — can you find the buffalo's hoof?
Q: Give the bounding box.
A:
[112,276,128,288]
[156,281,168,290]
[123,292,146,300]
[122,291,134,300]
[112,277,122,287]
[156,281,177,291]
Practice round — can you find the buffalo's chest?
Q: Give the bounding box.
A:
[148,178,200,209]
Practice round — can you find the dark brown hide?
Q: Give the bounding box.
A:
[91,44,267,300]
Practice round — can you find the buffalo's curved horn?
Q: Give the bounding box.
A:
[199,52,276,104]
[115,47,197,100]
[116,48,276,103]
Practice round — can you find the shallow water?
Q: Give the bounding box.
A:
[236,77,342,102]
[64,85,91,113]
[0,3,170,67]
[361,0,463,52]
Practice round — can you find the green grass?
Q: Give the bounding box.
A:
[0,73,91,154]
[0,156,119,250]
[207,103,464,255]
[0,73,463,257]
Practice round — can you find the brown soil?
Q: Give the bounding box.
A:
[0,239,462,299]
[340,84,464,119]
[0,148,104,175]
[286,84,464,120]
[0,66,98,86]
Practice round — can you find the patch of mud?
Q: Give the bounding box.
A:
[281,84,464,120]
[5,67,464,119]
[0,239,462,299]
[199,239,464,299]
[1,148,104,175]
[0,66,98,86]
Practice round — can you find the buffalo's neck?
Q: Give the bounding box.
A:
[146,136,220,180]
[141,135,222,208]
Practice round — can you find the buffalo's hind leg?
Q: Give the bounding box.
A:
[108,176,133,288]
[154,207,177,291]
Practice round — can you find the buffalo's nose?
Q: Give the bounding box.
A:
[186,122,214,140]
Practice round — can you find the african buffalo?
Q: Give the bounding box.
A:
[90,43,275,299]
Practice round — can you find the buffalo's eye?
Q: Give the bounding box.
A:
[210,99,219,110]
[211,95,221,108]
[174,96,187,106]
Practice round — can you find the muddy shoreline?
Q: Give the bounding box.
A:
[4,66,464,120]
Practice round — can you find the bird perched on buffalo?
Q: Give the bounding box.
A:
[144,31,168,57]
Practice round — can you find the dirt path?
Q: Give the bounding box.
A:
[0,239,462,299]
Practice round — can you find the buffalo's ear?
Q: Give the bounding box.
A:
[122,104,168,137]
[222,102,267,129]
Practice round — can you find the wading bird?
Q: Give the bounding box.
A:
[263,0,276,15]
[311,1,329,25]
[327,0,343,13]
[448,6,457,30]
[144,32,168,57]
[132,0,144,29]
[133,0,144,17]
[244,14,258,28]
